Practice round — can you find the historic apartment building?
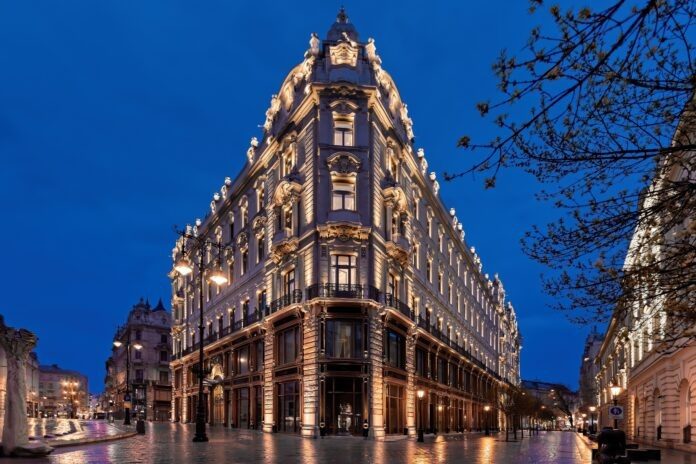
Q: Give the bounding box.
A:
[170,10,521,439]
[105,298,172,421]
[578,327,603,408]
[595,100,695,450]
[38,364,88,418]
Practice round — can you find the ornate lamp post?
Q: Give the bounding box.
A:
[113,337,143,425]
[484,404,491,435]
[610,385,622,430]
[417,389,425,442]
[589,405,597,434]
[174,228,231,443]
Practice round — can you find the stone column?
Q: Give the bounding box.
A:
[301,306,319,438]
[263,324,275,433]
[405,327,417,437]
[368,308,386,439]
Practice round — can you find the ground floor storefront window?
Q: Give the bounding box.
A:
[322,377,364,435]
[277,380,300,433]
[384,383,405,434]
[235,388,249,429]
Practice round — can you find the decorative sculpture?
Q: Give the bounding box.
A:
[0,316,53,457]
[308,32,320,57]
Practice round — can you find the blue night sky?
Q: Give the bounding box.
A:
[1,1,591,394]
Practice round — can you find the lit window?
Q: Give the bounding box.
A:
[284,268,296,295]
[241,249,248,275]
[257,234,265,262]
[331,181,355,210]
[333,119,353,146]
[331,254,356,286]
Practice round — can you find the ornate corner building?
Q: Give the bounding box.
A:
[169,9,521,439]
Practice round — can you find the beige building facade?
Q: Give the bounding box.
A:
[170,10,521,439]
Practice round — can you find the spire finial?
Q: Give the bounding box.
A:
[337,6,348,23]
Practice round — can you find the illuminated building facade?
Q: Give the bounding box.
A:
[170,9,521,439]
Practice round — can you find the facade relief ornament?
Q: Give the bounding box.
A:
[326,152,361,175]
[272,178,303,207]
[236,231,249,250]
[382,185,408,213]
[400,103,414,140]
[308,32,320,57]
[329,34,358,67]
[247,137,259,163]
[270,237,299,264]
[318,222,371,242]
[386,241,410,267]
[252,215,267,238]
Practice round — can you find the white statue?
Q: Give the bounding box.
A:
[0,317,53,457]
[308,32,320,57]
[365,38,382,66]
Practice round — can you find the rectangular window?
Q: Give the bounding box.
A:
[284,268,296,295]
[326,320,363,359]
[242,250,248,275]
[331,181,355,211]
[277,326,300,365]
[159,370,169,384]
[135,369,144,382]
[426,260,432,283]
[236,345,250,374]
[333,119,353,146]
[160,350,168,362]
[257,234,265,262]
[160,334,168,344]
[415,348,426,377]
[330,254,356,286]
[134,350,142,360]
[254,341,264,371]
[385,330,405,369]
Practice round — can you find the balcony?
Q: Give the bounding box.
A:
[306,283,381,300]
[268,290,303,314]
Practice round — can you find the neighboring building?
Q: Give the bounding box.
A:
[595,100,695,449]
[38,364,88,418]
[170,9,521,439]
[522,379,579,429]
[0,348,40,420]
[105,298,172,421]
[578,327,603,407]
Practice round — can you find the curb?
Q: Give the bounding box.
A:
[48,431,138,449]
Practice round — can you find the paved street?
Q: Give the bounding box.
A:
[1,424,599,464]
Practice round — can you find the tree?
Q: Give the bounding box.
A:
[447,1,695,346]
[498,385,527,441]
[550,384,577,428]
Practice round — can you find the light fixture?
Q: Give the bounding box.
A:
[438,405,443,411]
[589,406,596,412]
[610,385,622,397]
[417,389,425,399]
[175,255,193,276]
[207,266,228,286]
[133,343,143,350]
[113,340,123,348]
[484,405,491,412]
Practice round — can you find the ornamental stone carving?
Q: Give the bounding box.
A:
[329,33,358,67]
[326,152,361,175]
[382,185,408,213]
[270,236,299,264]
[272,178,302,207]
[318,222,371,242]
[252,214,267,238]
[263,95,281,132]
[236,231,249,250]
[386,240,409,267]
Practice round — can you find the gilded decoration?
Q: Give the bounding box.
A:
[318,222,370,242]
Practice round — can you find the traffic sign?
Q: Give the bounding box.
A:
[609,405,624,419]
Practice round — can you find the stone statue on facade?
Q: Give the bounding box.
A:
[308,33,320,57]
[0,316,53,457]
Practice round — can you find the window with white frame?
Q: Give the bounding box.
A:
[330,254,356,286]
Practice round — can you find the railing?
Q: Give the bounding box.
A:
[268,290,303,314]
[384,293,414,320]
[306,283,377,300]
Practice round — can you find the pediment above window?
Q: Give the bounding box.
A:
[383,185,408,213]
[272,178,303,207]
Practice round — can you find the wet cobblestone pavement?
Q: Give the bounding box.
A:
[2,423,690,464]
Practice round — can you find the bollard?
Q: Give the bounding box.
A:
[363,420,369,439]
[136,419,146,434]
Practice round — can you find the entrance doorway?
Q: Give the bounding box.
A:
[277,380,300,433]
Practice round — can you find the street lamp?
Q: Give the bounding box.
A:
[589,406,597,434]
[610,385,622,430]
[484,405,491,436]
[174,228,231,443]
[581,413,587,433]
[417,389,425,442]
[61,380,79,419]
[113,336,142,425]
